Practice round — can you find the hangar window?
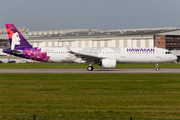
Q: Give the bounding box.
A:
[156,42,160,45]
[156,36,161,39]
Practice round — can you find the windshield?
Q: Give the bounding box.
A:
[165,51,172,54]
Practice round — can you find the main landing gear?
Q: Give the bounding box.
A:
[87,65,94,71]
[156,63,160,71]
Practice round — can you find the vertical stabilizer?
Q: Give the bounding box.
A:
[6,24,32,50]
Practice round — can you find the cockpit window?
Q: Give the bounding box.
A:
[165,51,172,54]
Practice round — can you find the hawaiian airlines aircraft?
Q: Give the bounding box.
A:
[3,24,177,71]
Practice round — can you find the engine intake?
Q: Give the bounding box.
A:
[102,58,117,69]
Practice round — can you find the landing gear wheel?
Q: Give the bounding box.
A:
[156,67,160,71]
[87,66,94,71]
[155,63,160,71]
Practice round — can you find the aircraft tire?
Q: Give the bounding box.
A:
[156,67,160,71]
[87,66,93,71]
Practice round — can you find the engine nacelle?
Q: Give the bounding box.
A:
[102,58,117,69]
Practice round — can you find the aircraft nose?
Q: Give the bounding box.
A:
[172,55,178,61]
[175,55,178,61]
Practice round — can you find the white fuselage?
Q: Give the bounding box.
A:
[40,47,177,64]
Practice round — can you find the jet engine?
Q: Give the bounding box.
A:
[101,58,117,69]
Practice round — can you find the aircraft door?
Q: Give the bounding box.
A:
[156,49,160,58]
[156,49,165,59]
[160,50,166,59]
[121,49,126,58]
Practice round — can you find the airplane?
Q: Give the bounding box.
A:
[3,24,177,71]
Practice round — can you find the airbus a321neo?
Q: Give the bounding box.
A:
[3,24,177,71]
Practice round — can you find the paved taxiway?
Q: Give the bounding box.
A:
[0,69,179,73]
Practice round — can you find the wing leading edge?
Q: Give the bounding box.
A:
[63,42,104,63]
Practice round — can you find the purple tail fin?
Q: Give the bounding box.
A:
[6,24,32,50]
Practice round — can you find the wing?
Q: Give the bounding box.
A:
[63,42,104,63]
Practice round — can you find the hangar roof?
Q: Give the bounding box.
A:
[0,26,180,40]
[28,27,180,39]
[0,27,28,34]
[156,30,180,35]
[0,27,29,39]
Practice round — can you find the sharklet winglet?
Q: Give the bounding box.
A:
[63,42,73,53]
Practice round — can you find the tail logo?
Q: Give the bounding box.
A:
[5,24,50,62]
[7,28,21,50]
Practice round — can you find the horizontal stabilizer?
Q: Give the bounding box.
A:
[3,48,23,55]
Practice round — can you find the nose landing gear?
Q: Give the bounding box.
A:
[156,63,160,71]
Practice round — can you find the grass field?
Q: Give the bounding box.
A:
[1,73,180,118]
[0,63,179,69]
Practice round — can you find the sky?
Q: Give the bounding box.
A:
[0,0,180,31]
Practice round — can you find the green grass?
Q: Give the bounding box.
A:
[1,73,180,118]
[0,63,179,69]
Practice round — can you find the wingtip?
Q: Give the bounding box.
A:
[63,42,72,52]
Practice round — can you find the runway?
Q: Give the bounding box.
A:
[0,69,179,73]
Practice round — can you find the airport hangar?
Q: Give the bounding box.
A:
[0,26,180,62]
